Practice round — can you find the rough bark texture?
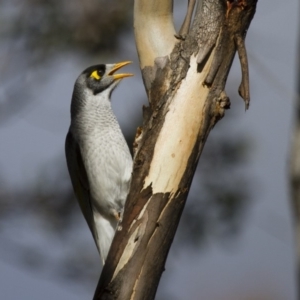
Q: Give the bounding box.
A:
[94,1,257,299]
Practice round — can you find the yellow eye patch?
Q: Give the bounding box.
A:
[90,70,101,80]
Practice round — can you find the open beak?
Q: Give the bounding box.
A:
[108,61,134,80]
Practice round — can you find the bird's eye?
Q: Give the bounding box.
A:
[90,70,101,80]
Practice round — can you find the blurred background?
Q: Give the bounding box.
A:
[0,0,297,299]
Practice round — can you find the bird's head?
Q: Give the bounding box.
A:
[77,61,133,96]
[70,61,133,117]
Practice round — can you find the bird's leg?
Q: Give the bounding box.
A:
[115,210,124,231]
[176,0,196,39]
[111,210,121,221]
[235,33,250,110]
[133,126,143,159]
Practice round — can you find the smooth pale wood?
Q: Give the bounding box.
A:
[143,55,213,194]
[134,0,177,68]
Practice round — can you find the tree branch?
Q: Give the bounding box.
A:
[178,0,197,37]
[94,1,257,299]
[134,0,177,69]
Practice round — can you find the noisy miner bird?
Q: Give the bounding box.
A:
[65,61,133,264]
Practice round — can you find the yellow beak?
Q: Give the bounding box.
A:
[108,61,134,80]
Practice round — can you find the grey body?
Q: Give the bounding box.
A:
[65,63,133,264]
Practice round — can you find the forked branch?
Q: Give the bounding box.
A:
[93,1,258,299]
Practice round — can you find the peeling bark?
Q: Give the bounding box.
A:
[93,0,257,299]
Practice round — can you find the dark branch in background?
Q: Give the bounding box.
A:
[290,5,300,298]
[0,0,132,124]
[7,0,132,56]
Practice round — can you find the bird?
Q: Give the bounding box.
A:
[65,61,133,265]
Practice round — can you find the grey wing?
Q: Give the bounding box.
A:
[65,130,98,243]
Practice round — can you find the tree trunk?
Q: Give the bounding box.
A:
[94,0,257,299]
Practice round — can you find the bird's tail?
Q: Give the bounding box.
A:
[93,212,117,265]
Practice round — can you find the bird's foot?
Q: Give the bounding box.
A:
[112,210,121,221]
[114,210,124,231]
